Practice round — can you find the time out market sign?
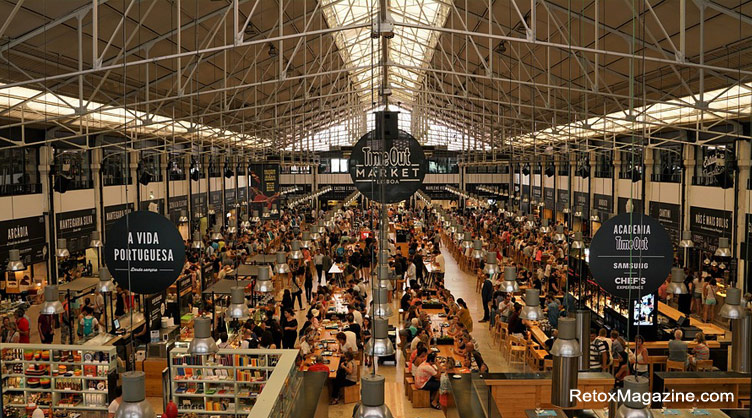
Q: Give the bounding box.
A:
[588,213,673,299]
[348,130,427,203]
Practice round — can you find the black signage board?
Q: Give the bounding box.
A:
[544,188,555,209]
[320,184,357,201]
[139,198,164,215]
[104,211,186,294]
[556,189,569,211]
[104,203,134,232]
[168,196,188,224]
[617,197,643,214]
[522,183,530,200]
[573,191,590,219]
[689,206,733,252]
[57,208,97,254]
[224,188,236,209]
[191,193,206,217]
[648,202,681,245]
[532,186,542,201]
[593,193,613,220]
[589,213,673,299]
[209,191,222,213]
[0,216,46,265]
[144,291,165,332]
[348,129,427,203]
[237,187,247,204]
[250,163,281,207]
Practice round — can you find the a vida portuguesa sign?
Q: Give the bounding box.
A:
[104,211,186,294]
[348,129,427,203]
[588,212,673,299]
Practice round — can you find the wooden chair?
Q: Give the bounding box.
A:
[666,360,686,371]
[497,322,509,350]
[506,335,526,366]
[694,359,713,371]
[543,359,553,371]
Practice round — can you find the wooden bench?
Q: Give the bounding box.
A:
[406,376,414,398]
[411,384,431,408]
[344,383,360,404]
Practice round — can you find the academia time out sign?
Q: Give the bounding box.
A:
[348,130,427,203]
[104,211,186,294]
[588,213,673,299]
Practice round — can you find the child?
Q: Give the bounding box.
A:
[439,358,456,414]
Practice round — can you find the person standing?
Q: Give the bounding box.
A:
[479,275,493,323]
[282,310,298,349]
[38,313,55,344]
[15,308,30,343]
[314,249,324,285]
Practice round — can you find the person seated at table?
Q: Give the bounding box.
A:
[401,289,413,311]
[411,328,429,352]
[614,349,630,385]
[344,314,361,346]
[409,343,427,373]
[347,304,363,327]
[299,333,314,356]
[407,317,420,339]
[688,332,710,369]
[331,351,358,405]
[454,331,472,356]
[411,290,424,306]
[668,329,688,365]
[465,342,489,373]
[438,358,456,413]
[507,303,526,336]
[446,317,463,339]
[456,299,473,333]
[336,331,357,354]
[415,352,442,410]
[307,354,330,373]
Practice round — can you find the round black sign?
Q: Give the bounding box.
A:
[588,213,673,300]
[104,211,186,294]
[348,129,427,203]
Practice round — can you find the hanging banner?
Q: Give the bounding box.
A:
[648,202,680,245]
[139,198,164,215]
[191,193,206,217]
[573,191,590,219]
[104,211,186,294]
[224,188,236,210]
[0,216,46,265]
[556,189,569,212]
[588,213,673,299]
[348,129,427,203]
[618,197,643,214]
[544,188,555,209]
[250,163,281,211]
[689,206,733,251]
[168,196,188,224]
[57,208,96,254]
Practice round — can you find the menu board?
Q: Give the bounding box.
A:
[593,193,613,219]
[56,208,96,253]
[573,191,590,219]
[544,187,555,209]
[0,216,46,265]
[556,189,569,211]
[144,291,165,332]
[648,201,681,245]
[168,196,188,224]
[689,206,733,252]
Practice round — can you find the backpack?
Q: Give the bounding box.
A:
[83,317,94,336]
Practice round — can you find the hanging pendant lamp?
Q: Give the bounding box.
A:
[714,238,732,258]
[520,289,544,321]
[6,249,25,272]
[251,210,261,223]
[114,372,156,418]
[352,375,394,418]
[191,231,205,249]
[40,285,64,315]
[55,238,70,258]
[178,210,189,224]
[719,287,746,320]
[483,252,499,276]
[553,225,566,242]
[274,251,290,274]
[471,240,484,259]
[364,318,395,357]
[570,232,585,250]
[254,267,274,293]
[289,240,303,260]
[539,218,551,234]
[188,317,219,355]
[501,266,519,293]
[89,231,103,248]
[240,214,251,229]
[96,266,117,293]
[666,267,688,295]
[300,231,312,249]
[210,226,223,241]
[227,287,249,319]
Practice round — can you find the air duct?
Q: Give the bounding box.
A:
[551,317,581,407]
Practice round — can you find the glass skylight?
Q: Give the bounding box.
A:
[320,0,449,103]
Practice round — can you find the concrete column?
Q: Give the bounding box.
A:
[91,148,102,274]
[735,140,751,288]
[588,151,597,224]
[219,158,226,227]
[682,144,696,234]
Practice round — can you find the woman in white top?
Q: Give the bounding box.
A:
[631,335,649,377]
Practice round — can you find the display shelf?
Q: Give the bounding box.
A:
[1,343,117,418]
[169,348,299,418]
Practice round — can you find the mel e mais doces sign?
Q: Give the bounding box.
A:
[588,212,673,299]
[348,129,427,203]
[104,211,186,294]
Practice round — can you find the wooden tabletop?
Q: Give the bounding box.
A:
[658,302,726,336]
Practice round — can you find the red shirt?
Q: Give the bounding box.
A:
[17,317,30,343]
[307,363,330,373]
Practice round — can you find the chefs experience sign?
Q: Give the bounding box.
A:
[588,213,673,299]
[104,211,186,294]
[348,130,427,203]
